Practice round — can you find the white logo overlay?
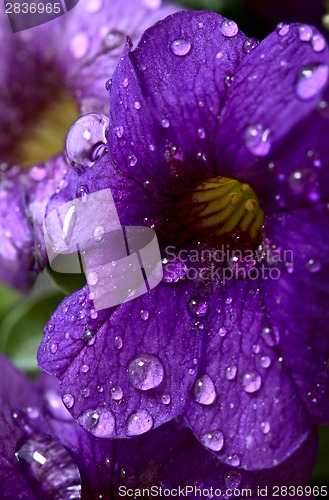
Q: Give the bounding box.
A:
[43,189,163,311]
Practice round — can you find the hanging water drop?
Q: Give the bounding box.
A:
[126,409,154,436]
[221,20,238,37]
[296,64,329,100]
[128,354,164,390]
[201,430,224,451]
[241,371,262,393]
[78,407,115,437]
[193,374,216,405]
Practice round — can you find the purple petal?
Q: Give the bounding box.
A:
[107,11,247,191]
[37,281,203,438]
[216,23,329,211]
[262,206,329,424]
[184,279,313,470]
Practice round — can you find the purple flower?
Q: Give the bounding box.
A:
[38,9,329,478]
[1,353,316,499]
[0,0,178,291]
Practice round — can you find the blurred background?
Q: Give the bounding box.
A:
[0,0,328,485]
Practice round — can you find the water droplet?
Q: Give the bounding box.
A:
[16,434,81,498]
[115,125,124,138]
[105,78,112,91]
[70,32,89,58]
[201,430,224,451]
[161,394,171,405]
[224,75,234,87]
[93,225,105,241]
[261,327,280,347]
[306,258,321,272]
[221,19,238,37]
[225,365,237,380]
[188,298,209,318]
[245,124,271,156]
[243,38,259,54]
[193,375,216,405]
[128,154,137,167]
[63,393,75,409]
[197,127,206,139]
[126,409,154,436]
[242,371,262,393]
[298,25,313,42]
[227,454,240,466]
[296,64,329,100]
[218,326,227,337]
[260,356,271,368]
[170,39,191,56]
[76,185,89,202]
[162,258,187,283]
[110,386,123,401]
[140,309,149,321]
[79,407,115,438]
[104,30,125,50]
[82,387,89,398]
[97,385,104,393]
[128,354,164,390]
[161,118,170,128]
[134,101,141,110]
[260,421,271,434]
[83,326,93,343]
[50,343,58,354]
[276,22,290,36]
[224,470,241,489]
[87,271,98,286]
[114,335,123,349]
[312,33,326,52]
[66,114,109,174]
[81,364,89,374]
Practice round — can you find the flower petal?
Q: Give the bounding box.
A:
[184,279,313,470]
[37,281,203,438]
[262,206,329,424]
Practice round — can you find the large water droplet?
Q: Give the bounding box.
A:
[260,421,271,434]
[193,375,216,405]
[241,371,262,393]
[201,430,224,451]
[126,409,154,436]
[128,354,164,390]
[161,118,170,128]
[161,393,171,405]
[188,298,209,318]
[221,19,238,37]
[110,386,123,401]
[245,124,271,156]
[66,114,109,174]
[225,365,237,380]
[312,33,326,52]
[298,25,313,42]
[296,64,329,100]
[78,407,115,437]
[16,434,81,499]
[170,39,191,56]
[260,355,271,369]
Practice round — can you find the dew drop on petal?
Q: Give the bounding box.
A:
[134,101,141,110]
[161,118,170,128]
[227,454,240,466]
[276,22,290,36]
[243,38,259,54]
[16,434,82,498]
[193,375,216,405]
[306,258,321,272]
[161,394,171,405]
[261,327,280,347]
[128,354,164,390]
[298,25,313,42]
[50,343,58,354]
[93,225,105,241]
[170,39,191,56]
[76,184,89,202]
[81,364,89,374]
[114,335,123,349]
[110,386,123,401]
[201,430,224,451]
[224,470,242,489]
[188,298,209,318]
[140,309,149,321]
[78,407,115,438]
[221,19,238,37]
[218,326,227,337]
[63,394,75,409]
[260,421,271,434]
[115,125,124,138]
[225,365,237,380]
[197,127,206,139]
[260,356,271,369]
[245,124,271,156]
[66,114,109,174]
[296,64,329,100]
[126,409,154,436]
[312,33,326,52]
[242,371,262,393]
[128,155,137,167]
